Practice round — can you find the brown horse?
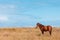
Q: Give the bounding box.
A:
[36,23,52,35]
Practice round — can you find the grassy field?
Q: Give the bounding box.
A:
[0,27,60,40]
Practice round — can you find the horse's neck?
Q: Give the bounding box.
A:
[38,24,45,30]
[39,25,44,29]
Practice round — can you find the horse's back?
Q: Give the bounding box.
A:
[43,25,52,31]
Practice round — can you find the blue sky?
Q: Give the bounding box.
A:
[0,0,60,27]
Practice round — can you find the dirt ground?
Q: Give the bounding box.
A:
[0,27,60,40]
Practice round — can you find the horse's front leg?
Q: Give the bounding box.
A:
[41,31,44,34]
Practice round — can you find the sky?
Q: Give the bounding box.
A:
[0,0,60,27]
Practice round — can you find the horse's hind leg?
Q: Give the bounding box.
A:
[49,28,52,35]
[49,31,52,35]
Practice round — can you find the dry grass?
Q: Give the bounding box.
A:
[0,27,60,40]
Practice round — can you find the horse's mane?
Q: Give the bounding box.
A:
[37,23,44,27]
[40,24,44,27]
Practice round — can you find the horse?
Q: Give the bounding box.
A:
[36,23,52,35]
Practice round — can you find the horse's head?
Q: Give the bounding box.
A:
[36,23,41,28]
[35,23,44,29]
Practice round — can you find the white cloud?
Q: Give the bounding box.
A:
[0,4,16,15]
[9,5,15,8]
[6,15,37,23]
[0,4,16,9]
[0,16,8,22]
